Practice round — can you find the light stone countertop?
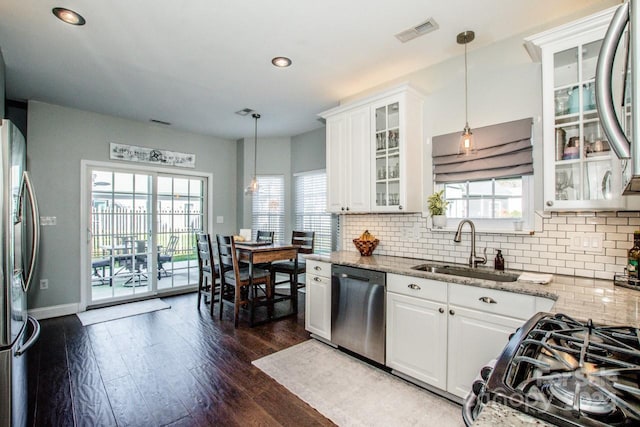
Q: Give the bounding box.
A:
[306,251,640,328]
[306,250,640,426]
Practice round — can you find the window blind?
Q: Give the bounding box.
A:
[294,171,333,254]
[432,118,533,183]
[252,175,285,243]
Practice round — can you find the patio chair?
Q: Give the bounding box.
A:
[157,235,179,279]
[91,258,111,286]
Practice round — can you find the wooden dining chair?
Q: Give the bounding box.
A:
[216,234,272,327]
[196,233,219,316]
[270,231,315,289]
[256,230,274,243]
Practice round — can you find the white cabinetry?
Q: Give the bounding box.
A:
[325,107,371,213]
[386,274,447,389]
[526,7,630,210]
[320,84,424,213]
[385,274,550,399]
[446,283,536,398]
[305,260,332,340]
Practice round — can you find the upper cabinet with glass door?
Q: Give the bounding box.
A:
[370,87,424,213]
[526,6,628,210]
[320,84,425,213]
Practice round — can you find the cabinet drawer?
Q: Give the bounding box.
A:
[448,283,536,320]
[387,273,447,303]
[306,260,331,278]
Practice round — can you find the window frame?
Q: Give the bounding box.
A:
[294,169,333,255]
[435,175,534,232]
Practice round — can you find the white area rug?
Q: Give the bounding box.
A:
[76,299,171,326]
[253,339,464,426]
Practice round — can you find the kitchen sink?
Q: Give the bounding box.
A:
[411,263,519,282]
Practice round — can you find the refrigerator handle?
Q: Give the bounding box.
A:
[595,1,631,159]
[15,316,40,356]
[22,171,40,293]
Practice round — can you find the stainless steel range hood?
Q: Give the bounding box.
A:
[596,0,640,194]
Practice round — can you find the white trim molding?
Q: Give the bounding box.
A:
[29,303,80,320]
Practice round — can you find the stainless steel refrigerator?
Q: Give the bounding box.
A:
[0,119,40,427]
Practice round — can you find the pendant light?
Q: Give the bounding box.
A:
[244,113,261,195]
[458,30,475,155]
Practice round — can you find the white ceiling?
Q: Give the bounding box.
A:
[0,0,616,140]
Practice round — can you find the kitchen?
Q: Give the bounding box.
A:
[1,0,639,426]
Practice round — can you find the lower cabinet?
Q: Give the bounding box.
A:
[385,274,550,399]
[305,260,331,340]
[446,305,523,398]
[386,292,447,389]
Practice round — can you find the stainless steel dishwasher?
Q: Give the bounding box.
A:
[331,265,386,364]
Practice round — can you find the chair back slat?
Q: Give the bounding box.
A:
[256,230,274,244]
[292,231,315,254]
[216,234,241,284]
[196,233,215,272]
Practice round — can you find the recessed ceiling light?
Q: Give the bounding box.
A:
[52,7,86,26]
[271,57,292,68]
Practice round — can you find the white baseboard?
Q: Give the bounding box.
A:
[28,303,80,320]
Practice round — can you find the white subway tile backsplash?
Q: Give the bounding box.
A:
[341,212,640,280]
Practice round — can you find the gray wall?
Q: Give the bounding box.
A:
[27,101,237,309]
[0,49,5,118]
[291,127,326,174]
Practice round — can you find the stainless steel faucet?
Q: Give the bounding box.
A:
[453,219,487,268]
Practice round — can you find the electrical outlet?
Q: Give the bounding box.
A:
[39,279,48,289]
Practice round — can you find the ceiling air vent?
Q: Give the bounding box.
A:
[235,108,255,116]
[395,17,439,43]
[150,119,171,126]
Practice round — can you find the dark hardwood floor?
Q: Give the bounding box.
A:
[27,292,335,426]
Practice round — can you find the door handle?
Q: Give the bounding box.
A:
[21,172,40,293]
[16,316,40,356]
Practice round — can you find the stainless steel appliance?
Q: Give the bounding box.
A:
[463,312,640,426]
[596,0,640,194]
[0,119,41,427]
[331,265,385,364]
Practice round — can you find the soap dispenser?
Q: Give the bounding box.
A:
[494,249,505,271]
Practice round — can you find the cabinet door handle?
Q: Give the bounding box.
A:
[341,207,345,211]
[398,205,403,210]
[346,207,350,211]
[546,200,554,207]
[407,283,421,290]
[313,276,322,282]
[314,266,322,271]
[438,307,445,314]
[449,309,455,315]
[479,296,497,304]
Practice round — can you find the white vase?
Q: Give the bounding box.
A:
[432,215,447,229]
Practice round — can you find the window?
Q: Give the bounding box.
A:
[444,178,523,219]
[252,175,285,243]
[294,170,333,254]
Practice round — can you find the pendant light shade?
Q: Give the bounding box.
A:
[244,113,261,195]
[458,30,475,155]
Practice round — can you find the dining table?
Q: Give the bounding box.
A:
[234,241,300,325]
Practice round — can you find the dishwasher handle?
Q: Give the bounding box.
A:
[336,272,371,282]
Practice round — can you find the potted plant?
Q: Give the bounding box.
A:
[427,190,449,229]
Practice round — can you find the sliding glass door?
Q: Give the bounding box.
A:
[88,166,206,305]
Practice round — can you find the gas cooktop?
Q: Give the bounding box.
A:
[485,313,640,426]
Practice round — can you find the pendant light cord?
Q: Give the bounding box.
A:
[464,41,469,127]
[252,113,260,179]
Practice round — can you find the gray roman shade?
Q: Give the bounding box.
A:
[432,118,533,183]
